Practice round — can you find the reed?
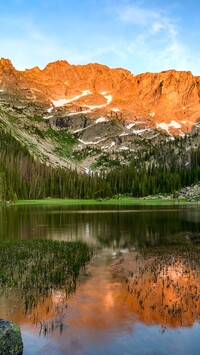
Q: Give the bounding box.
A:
[0,239,92,313]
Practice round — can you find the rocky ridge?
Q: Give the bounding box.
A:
[0,58,200,173]
[1,58,200,135]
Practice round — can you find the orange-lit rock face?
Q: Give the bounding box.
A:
[1,58,200,134]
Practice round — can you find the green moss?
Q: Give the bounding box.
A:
[0,319,23,355]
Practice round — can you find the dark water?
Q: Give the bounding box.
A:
[0,204,200,354]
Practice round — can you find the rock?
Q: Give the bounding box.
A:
[1,58,200,135]
[0,319,23,355]
[178,182,200,200]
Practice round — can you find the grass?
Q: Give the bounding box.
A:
[8,197,195,206]
[0,240,92,314]
[46,128,76,159]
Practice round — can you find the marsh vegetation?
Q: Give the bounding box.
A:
[0,240,92,322]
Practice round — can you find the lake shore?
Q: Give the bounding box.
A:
[3,197,200,206]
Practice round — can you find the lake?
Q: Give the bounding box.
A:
[0,203,200,354]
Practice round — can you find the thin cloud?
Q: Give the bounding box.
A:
[0,1,199,75]
[117,5,160,26]
[106,2,194,73]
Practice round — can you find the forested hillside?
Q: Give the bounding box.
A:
[0,127,200,201]
[0,129,111,200]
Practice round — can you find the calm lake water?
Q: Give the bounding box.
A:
[0,203,200,354]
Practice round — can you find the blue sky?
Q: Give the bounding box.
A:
[0,0,200,75]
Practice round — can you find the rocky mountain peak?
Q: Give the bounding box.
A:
[0,58,200,135]
[0,57,15,69]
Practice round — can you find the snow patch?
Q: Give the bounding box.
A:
[150,112,155,117]
[132,129,149,134]
[78,139,96,145]
[47,107,53,113]
[67,110,91,116]
[119,146,129,150]
[112,108,120,112]
[181,120,187,124]
[157,120,181,132]
[156,122,170,132]
[110,142,115,148]
[119,132,129,137]
[52,99,69,107]
[43,115,53,119]
[104,95,112,105]
[83,104,105,110]
[95,117,108,123]
[51,90,92,107]
[82,90,92,95]
[169,120,181,129]
[126,123,135,129]
[0,89,4,92]
[78,137,106,145]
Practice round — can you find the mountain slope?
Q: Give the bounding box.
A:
[1,58,200,135]
[0,57,200,194]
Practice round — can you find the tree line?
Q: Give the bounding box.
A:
[0,128,199,201]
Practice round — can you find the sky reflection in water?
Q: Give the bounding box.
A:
[0,204,200,354]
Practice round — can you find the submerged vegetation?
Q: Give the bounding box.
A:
[0,240,92,314]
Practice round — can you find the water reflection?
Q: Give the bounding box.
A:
[113,248,200,328]
[0,204,200,354]
[0,205,200,249]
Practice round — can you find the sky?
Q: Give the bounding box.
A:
[0,0,200,75]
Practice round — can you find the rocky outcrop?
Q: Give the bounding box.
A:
[0,319,23,355]
[0,57,200,134]
[178,183,200,201]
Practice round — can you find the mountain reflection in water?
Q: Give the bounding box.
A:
[0,204,200,354]
[113,247,200,328]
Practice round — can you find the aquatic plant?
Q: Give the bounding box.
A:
[0,240,92,314]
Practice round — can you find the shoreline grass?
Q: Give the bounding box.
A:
[4,197,199,206]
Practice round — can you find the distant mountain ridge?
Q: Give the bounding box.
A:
[1,57,200,135]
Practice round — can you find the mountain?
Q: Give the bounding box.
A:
[0,57,199,193]
[1,58,200,133]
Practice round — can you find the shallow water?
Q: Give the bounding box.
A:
[0,204,200,354]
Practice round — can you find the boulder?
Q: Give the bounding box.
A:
[0,319,23,355]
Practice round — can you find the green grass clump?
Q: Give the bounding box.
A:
[28,114,43,122]
[0,240,92,313]
[46,128,76,158]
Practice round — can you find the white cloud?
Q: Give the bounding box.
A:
[107,2,198,74]
[0,1,200,76]
[116,3,178,39]
[117,5,159,25]
[151,22,164,34]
